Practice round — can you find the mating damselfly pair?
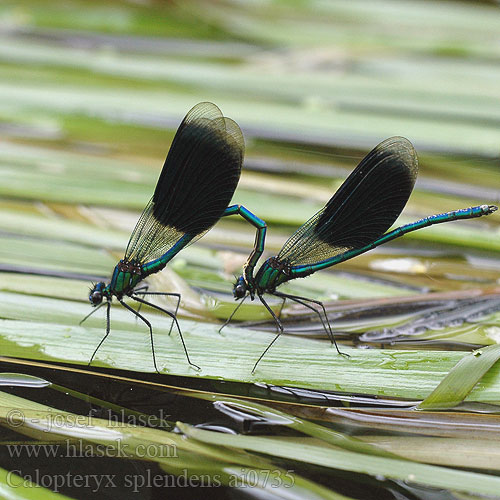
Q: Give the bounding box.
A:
[81,102,497,373]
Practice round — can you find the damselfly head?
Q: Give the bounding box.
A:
[89,282,106,306]
[233,275,248,299]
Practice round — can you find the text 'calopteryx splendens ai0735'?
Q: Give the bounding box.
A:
[82,102,266,373]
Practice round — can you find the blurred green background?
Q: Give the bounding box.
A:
[1,0,500,356]
[3,2,500,499]
[0,0,500,310]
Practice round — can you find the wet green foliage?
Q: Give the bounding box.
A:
[1,1,500,498]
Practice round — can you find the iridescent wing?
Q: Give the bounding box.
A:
[278,137,418,267]
[125,102,244,264]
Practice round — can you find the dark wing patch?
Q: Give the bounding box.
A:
[278,137,418,267]
[125,102,244,264]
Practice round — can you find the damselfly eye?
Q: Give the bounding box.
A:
[90,291,103,306]
[233,283,247,299]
